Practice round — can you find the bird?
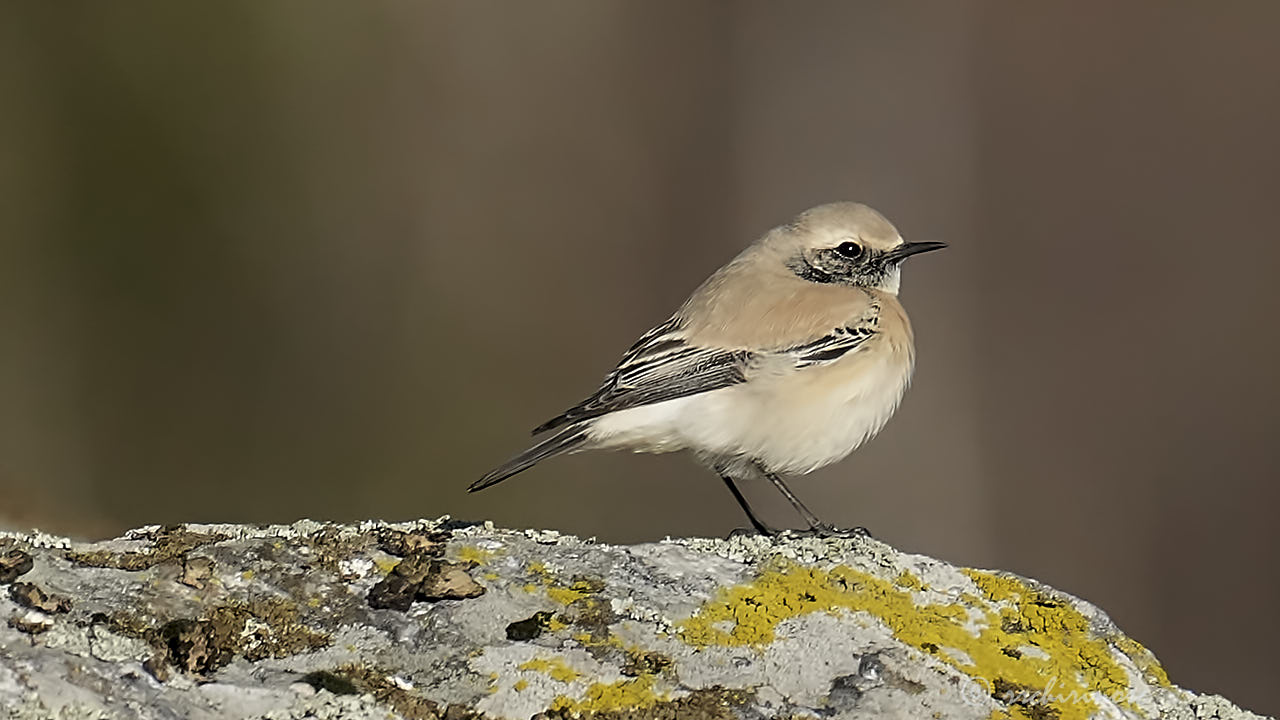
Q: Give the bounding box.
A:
[471,201,945,535]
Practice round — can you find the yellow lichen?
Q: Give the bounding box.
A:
[551,676,663,713]
[677,561,1169,720]
[1113,635,1171,687]
[547,585,590,605]
[524,562,601,606]
[570,628,623,649]
[519,656,581,683]
[514,679,529,692]
[894,571,924,590]
[456,545,496,566]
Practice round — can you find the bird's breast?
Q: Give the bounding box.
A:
[728,339,915,474]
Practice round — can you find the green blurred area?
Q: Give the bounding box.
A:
[1,2,1278,713]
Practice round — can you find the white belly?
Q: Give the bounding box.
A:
[586,347,914,475]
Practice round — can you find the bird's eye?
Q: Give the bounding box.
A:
[835,241,863,259]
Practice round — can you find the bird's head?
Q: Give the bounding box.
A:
[770,202,946,294]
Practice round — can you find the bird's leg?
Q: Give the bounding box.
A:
[719,474,777,536]
[759,467,869,538]
[759,468,824,528]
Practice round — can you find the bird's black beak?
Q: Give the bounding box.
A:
[882,241,947,264]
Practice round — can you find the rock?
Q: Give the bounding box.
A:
[0,518,1268,720]
[7,582,72,615]
[178,555,216,590]
[0,547,34,583]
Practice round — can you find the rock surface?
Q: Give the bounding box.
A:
[0,518,1267,720]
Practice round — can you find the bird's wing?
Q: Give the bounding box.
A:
[782,309,880,368]
[532,306,882,435]
[531,316,752,434]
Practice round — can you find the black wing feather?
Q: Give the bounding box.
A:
[787,321,878,367]
[532,317,752,434]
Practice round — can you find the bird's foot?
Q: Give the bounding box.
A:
[726,523,868,540]
[727,524,780,539]
[785,523,872,539]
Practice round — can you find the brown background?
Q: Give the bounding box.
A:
[1,1,1277,713]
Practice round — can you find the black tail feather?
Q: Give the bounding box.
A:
[470,424,590,492]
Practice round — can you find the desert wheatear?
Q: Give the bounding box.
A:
[473,202,944,534]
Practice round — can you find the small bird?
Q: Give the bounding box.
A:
[471,202,945,535]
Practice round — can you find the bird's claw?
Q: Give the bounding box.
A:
[788,524,871,539]
[727,525,779,539]
[727,524,869,540]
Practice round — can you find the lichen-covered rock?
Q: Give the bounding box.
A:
[0,519,1267,720]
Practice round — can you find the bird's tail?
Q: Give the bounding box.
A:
[470,423,590,492]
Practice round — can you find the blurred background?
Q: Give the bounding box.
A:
[2,1,1277,712]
